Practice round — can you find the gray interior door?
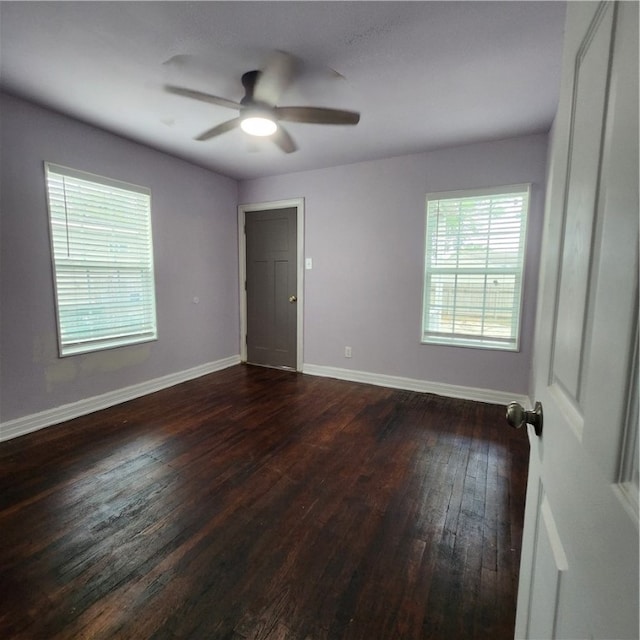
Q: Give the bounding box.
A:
[245,207,297,369]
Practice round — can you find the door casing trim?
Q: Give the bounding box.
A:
[238,198,305,372]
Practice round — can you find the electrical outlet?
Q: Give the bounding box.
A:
[344,346,352,358]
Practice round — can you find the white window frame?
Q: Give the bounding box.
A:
[421,184,530,351]
[44,163,157,357]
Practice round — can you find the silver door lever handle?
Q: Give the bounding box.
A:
[506,401,543,436]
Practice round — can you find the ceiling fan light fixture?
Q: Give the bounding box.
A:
[240,115,278,137]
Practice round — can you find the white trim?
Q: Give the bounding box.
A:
[238,198,304,371]
[45,162,151,195]
[425,182,532,202]
[2,357,524,442]
[302,363,527,406]
[0,355,240,442]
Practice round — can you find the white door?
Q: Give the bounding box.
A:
[515,2,639,639]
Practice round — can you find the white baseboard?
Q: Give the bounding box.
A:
[1,357,524,442]
[0,355,241,442]
[302,363,527,407]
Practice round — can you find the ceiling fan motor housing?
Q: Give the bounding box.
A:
[240,70,261,105]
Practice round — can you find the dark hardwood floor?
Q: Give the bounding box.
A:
[0,364,529,640]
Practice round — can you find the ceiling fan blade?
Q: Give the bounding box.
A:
[195,117,242,141]
[164,85,241,111]
[253,50,298,106]
[272,125,297,154]
[275,106,360,125]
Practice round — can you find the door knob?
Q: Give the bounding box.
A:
[288,295,297,303]
[506,401,543,436]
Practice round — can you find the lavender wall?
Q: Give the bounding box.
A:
[239,134,548,395]
[0,93,239,423]
[0,92,546,428]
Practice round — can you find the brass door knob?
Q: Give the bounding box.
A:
[288,295,297,303]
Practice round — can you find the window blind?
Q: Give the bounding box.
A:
[45,163,157,356]
[422,185,529,350]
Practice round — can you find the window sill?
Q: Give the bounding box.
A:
[421,336,519,352]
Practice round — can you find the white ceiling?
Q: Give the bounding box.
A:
[0,1,566,181]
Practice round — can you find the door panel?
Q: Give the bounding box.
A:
[550,0,614,405]
[245,207,297,369]
[527,494,568,640]
[516,2,639,638]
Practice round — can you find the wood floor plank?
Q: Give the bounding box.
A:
[0,364,529,639]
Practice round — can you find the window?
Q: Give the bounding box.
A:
[45,163,157,356]
[422,184,530,350]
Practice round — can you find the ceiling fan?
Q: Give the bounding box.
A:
[164,51,360,153]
